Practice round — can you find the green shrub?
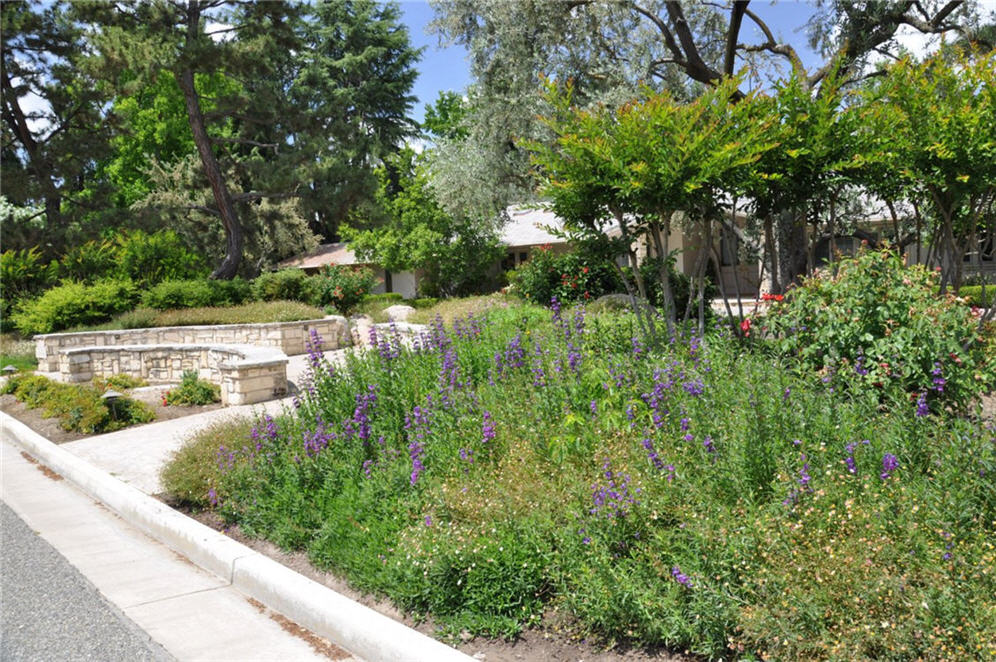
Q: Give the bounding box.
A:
[58,240,118,283]
[114,229,208,286]
[12,279,139,335]
[164,370,220,406]
[161,417,254,509]
[362,292,404,304]
[2,373,154,433]
[957,284,995,308]
[411,297,438,309]
[251,269,317,303]
[1,247,58,332]
[116,308,160,329]
[92,374,147,391]
[142,279,216,310]
[765,247,994,412]
[509,245,622,305]
[142,277,252,311]
[311,265,377,314]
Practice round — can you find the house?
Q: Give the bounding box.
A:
[277,242,420,299]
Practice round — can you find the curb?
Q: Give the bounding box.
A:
[1,412,471,662]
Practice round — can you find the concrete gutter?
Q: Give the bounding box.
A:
[1,411,471,662]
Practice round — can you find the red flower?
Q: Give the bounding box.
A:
[582,267,589,274]
[740,318,752,335]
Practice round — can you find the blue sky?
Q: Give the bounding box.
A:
[398,1,826,122]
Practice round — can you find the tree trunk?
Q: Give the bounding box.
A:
[176,2,243,280]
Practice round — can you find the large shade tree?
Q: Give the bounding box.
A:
[1,0,114,255]
[77,0,418,278]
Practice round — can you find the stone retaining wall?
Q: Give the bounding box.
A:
[35,317,350,372]
[59,344,288,406]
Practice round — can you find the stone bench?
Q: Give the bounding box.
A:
[58,343,289,406]
[34,317,350,372]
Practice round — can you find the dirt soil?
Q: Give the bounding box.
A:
[0,385,222,444]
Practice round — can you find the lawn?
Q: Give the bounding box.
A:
[163,280,995,659]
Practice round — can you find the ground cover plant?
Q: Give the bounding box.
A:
[163,370,220,406]
[60,301,326,333]
[167,274,996,658]
[1,373,154,434]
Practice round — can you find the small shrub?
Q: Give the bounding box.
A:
[117,308,161,329]
[92,374,147,391]
[251,269,317,303]
[12,279,139,335]
[362,292,404,304]
[1,248,57,331]
[164,370,220,406]
[161,417,253,509]
[114,229,208,286]
[411,297,438,309]
[509,245,622,305]
[58,240,118,283]
[957,284,995,308]
[637,256,718,318]
[142,280,216,310]
[765,247,994,411]
[311,265,377,314]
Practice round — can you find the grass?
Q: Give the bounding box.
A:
[407,293,517,325]
[63,300,326,332]
[160,416,253,508]
[162,298,995,659]
[0,333,37,371]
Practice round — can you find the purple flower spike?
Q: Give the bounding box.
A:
[671,565,693,588]
[880,453,899,480]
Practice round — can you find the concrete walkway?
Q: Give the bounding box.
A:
[1,344,470,662]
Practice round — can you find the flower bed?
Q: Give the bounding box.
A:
[171,303,995,659]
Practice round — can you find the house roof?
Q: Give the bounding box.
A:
[499,206,569,247]
[277,242,371,270]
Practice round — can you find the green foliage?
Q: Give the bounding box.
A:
[765,247,994,412]
[161,417,253,509]
[0,247,57,330]
[311,265,376,315]
[250,269,317,304]
[422,91,470,141]
[411,298,438,309]
[58,239,119,283]
[12,279,139,336]
[509,245,622,305]
[92,374,147,391]
[345,149,504,298]
[142,278,250,310]
[164,371,220,406]
[114,230,208,286]
[361,292,404,305]
[2,373,154,434]
[167,302,995,658]
[957,285,996,308]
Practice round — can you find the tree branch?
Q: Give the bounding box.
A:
[742,7,807,80]
[208,135,280,150]
[724,1,749,76]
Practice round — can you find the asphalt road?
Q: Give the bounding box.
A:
[0,502,173,662]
